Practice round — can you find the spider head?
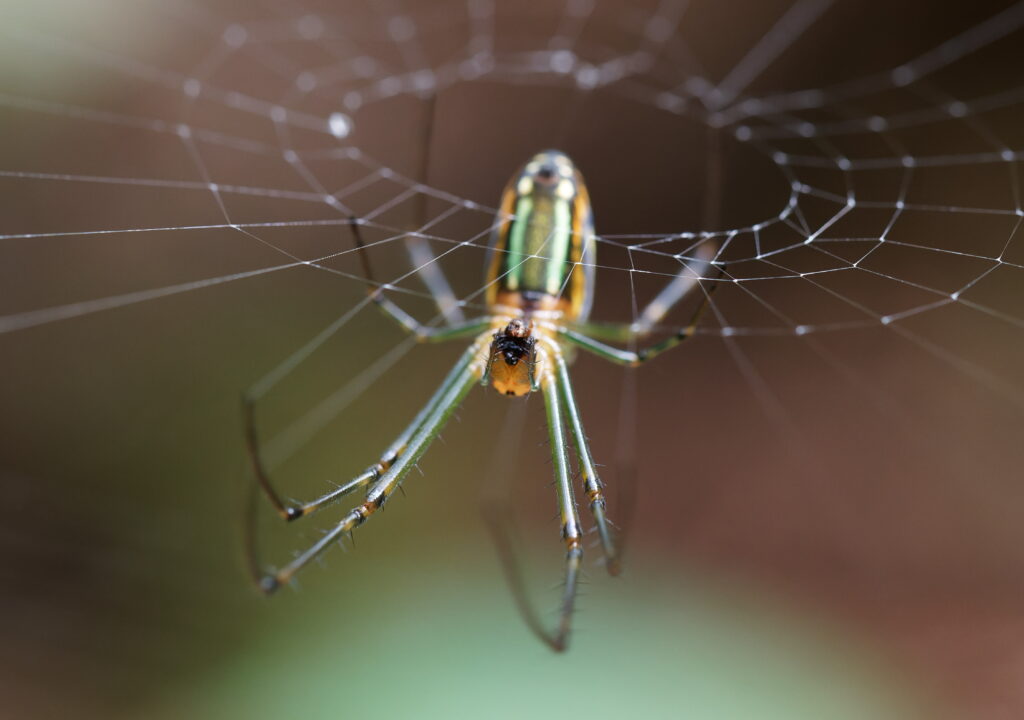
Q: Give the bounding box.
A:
[487,320,537,396]
[517,150,578,200]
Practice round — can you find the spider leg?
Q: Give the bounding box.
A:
[566,240,717,344]
[254,338,486,594]
[559,119,725,361]
[366,280,489,342]
[403,90,466,327]
[482,357,584,652]
[479,342,495,387]
[539,362,585,651]
[548,342,619,575]
[556,271,722,366]
[350,213,485,342]
[243,333,485,522]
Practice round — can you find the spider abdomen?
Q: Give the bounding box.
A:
[485,150,596,323]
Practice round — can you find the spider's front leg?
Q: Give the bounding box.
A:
[557,269,722,367]
[247,337,488,594]
[243,330,482,525]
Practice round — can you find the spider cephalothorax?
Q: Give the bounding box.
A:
[486,318,538,396]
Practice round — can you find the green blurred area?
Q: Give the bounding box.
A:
[163,557,932,720]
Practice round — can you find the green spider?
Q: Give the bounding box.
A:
[246,150,716,651]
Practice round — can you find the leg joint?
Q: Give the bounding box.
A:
[258,575,280,595]
[353,505,371,526]
[562,522,584,548]
[362,492,387,517]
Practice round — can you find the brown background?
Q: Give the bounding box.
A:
[2,1,1024,718]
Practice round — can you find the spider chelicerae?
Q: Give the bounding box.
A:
[246,149,717,651]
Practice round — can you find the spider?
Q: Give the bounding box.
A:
[245,150,717,651]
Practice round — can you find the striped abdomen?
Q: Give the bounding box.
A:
[485,150,596,322]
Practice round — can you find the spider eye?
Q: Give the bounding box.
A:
[535,165,556,182]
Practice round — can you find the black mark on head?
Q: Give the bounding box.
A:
[492,320,535,367]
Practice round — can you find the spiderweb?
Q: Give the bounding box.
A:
[6,0,1024,704]
[5,0,1024,710]
[3,0,1024,490]
[4,0,1024,468]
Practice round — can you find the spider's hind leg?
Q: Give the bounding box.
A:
[483,355,586,652]
[242,335,471,525]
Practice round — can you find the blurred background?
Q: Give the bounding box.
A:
[2,0,1024,718]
